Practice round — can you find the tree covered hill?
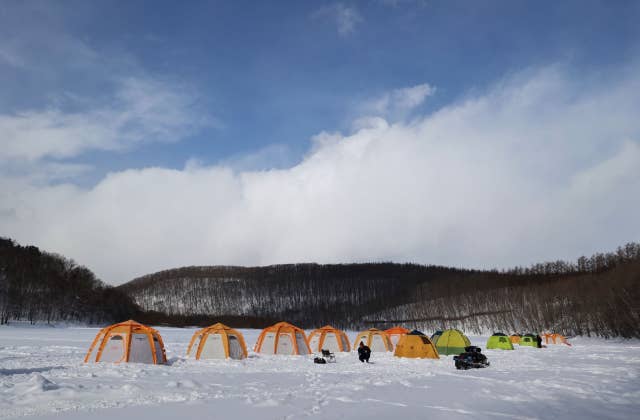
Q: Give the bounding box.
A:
[2,235,637,337]
[120,243,640,338]
[0,237,138,324]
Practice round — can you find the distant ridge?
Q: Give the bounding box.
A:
[119,243,640,338]
[0,237,138,325]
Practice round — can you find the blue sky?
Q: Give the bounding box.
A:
[3,0,639,179]
[2,1,640,283]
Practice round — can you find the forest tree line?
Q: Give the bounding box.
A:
[120,243,640,338]
[2,234,637,337]
[370,257,639,338]
[0,237,138,324]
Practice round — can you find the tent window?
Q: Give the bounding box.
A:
[295,332,308,355]
[129,333,154,363]
[100,334,127,362]
[420,337,429,344]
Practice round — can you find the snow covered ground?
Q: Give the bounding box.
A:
[1,325,638,419]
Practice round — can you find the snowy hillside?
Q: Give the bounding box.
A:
[120,252,640,337]
[1,325,638,419]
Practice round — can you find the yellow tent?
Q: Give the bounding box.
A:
[434,329,471,355]
[254,322,311,355]
[394,330,439,359]
[84,320,167,364]
[353,328,393,352]
[385,326,410,346]
[308,325,351,353]
[186,323,248,360]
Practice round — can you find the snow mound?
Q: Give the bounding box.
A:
[14,374,59,394]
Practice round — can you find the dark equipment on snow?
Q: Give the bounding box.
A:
[453,346,490,370]
[321,349,336,363]
[314,357,327,364]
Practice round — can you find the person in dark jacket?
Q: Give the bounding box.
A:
[536,335,543,348]
[358,341,371,363]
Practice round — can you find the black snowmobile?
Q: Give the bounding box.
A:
[453,346,490,370]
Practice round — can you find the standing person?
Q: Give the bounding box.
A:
[536,334,543,348]
[358,341,371,363]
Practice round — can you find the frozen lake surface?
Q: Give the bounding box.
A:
[1,325,638,419]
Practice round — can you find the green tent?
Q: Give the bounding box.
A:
[486,333,514,350]
[434,329,471,355]
[520,334,538,347]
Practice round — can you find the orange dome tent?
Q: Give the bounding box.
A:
[254,322,311,355]
[354,328,394,352]
[509,334,521,344]
[84,320,167,364]
[308,325,351,353]
[187,323,248,360]
[544,333,571,346]
[385,326,410,346]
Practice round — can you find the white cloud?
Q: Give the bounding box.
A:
[314,3,363,36]
[366,83,435,117]
[0,77,205,163]
[1,65,639,285]
[0,4,211,167]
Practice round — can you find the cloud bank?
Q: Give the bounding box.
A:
[2,65,639,284]
[0,77,203,163]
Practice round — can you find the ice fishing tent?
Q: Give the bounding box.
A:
[353,328,394,352]
[254,322,311,355]
[486,333,514,350]
[186,323,248,360]
[520,334,538,347]
[84,320,167,364]
[308,325,351,353]
[544,333,571,346]
[385,326,410,346]
[509,334,521,344]
[394,330,439,359]
[557,335,571,346]
[434,329,471,356]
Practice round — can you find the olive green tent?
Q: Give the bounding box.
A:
[520,334,538,347]
[486,333,514,350]
[430,330,443,342]
[434,329,471,355]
